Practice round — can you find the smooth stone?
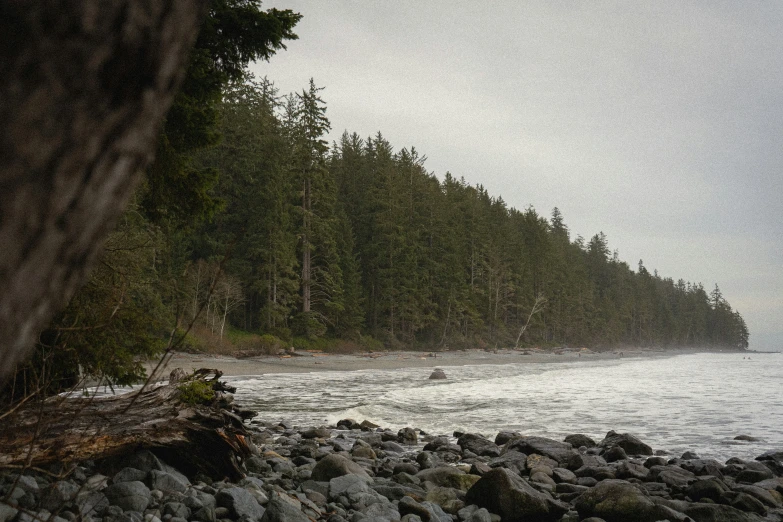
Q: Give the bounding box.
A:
[103,481,151,513]
[311,454,372,482]
[465,468,569,522]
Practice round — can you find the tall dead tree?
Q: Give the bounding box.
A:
[0,1,206,383]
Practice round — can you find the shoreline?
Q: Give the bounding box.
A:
[144,347,722,380]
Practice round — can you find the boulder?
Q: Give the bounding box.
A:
[687,477,731,503]
[216,487,265,520]
[428,369,447,379]
[505,436,578,466]
[360,502,400,521]
[398,496,451,522]
[457,433,501,457]
[147,470,188,494]
[103,481,151,513]
[311,453,372,482]
[614,461,650,481]
[0,504,18,522]
[574,479,685,522]
[465,468,569,522]
[495,431,521,446]
[564,434,597,449]
[39,480,79,512]
[603,446,628,463]
[488,449,528,476]
[302,427,331,439]
[416,466,480,491]
[598,430,653,456]
[398,427,418,445]
[259,494,308,522]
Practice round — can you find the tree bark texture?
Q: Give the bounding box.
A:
[0,0,206,383]
[0,369,254,480]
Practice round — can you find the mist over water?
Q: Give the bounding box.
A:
[230,352,782,461]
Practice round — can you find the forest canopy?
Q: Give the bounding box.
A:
[3,1,749,398]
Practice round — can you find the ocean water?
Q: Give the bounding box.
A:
[229,352,783,462]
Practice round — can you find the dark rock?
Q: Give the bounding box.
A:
[259,493,308,522]
[360,501,400,521]
[302,427,331,439]
[753,477,783,494]
[505,436,578,466]
[731,492,767,515]
[416,466,479,491]
[675,501,766,521]
[457,433,500,458]
[732,484,780,508]
[615,461,650,481]
[734,435,761,442]
[574,479,685,522]
[381,441,406,453]
[428,369,447,380]
[103,481,151,513]
[488,450,527,475]
[682,451,700,460]
[113,468,147,484]
[737,468,773,484]
[644,456,668,468]
[372,483,427,502]
[0,503,19,522]
[147,470,188,494]
[311,454,372,482]
[398,427,418,445]
[679,458,726,479]
[564,434,597,448]
[465,468,569,522]
[216,487,265,520]
[359,420,379,429]
[598,430,653,456]
[162,502,191,519]
[687,477,731,503]
[469,462,492,477]
[398,496,451,522]
[39,480,79,512]
[422,437,451,452]
[655,466,697,489]
[495,431,521,446]
[603,446,628,463]
[416,451,438,470]
[393,462,420,475]
[552,467,577,484]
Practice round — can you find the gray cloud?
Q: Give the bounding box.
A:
[254,0,783,349]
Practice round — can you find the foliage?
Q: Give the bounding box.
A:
[177,379,216,405]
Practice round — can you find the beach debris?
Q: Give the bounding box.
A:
[429,368,447,379]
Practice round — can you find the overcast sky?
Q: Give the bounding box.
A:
[253,1,783,350]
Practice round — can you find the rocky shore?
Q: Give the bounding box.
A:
[3,417,782,522]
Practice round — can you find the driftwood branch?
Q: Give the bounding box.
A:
[0,369,254,481]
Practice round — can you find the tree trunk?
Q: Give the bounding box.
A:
[0,369,254,481]
[0,0,206,384]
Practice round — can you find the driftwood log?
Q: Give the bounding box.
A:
[0,369,255,481]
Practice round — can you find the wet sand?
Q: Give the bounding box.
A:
[144,347,680,380]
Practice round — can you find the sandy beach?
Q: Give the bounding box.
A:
[144,347,680,381]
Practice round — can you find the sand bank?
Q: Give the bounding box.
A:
[144,347,680,380]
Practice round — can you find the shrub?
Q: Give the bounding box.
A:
[177,380,215,405]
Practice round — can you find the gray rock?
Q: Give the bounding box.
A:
[15,475,40,493]
[381,441,406,453]
[259,494,308,522]
[121,451,190,487]
[687,477,731,503]
[416,466,479,491]
[398,496,450,522]
[574,479,686,522]
[311,454,372,482]
[40,480,80,512]
[302,427,331,439]
[104,481,151,513]
[428,369,447,379]
[360,502,400,521]
[563,434,597,448]
[148,470,188,494]
[371,483,427,502]
[614,460,650,481]
[191,506,215,522]
[113,468,148,484]
[74,491,109,516]
[598,430,653,456]
[465,507,492,522]
[398,428,418,445]
[216,486,264,520]
[458,433,500,458]
[494,431,521,446]
[505,436,578,466]
[162,502,190,519]
[465,468,569,522]
[0,503,18,522]
[603,445,628,463]
[664,499,766,521]
[487,450,527,476]
[329,475,371,500]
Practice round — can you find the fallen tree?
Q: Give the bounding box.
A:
[0,369,256,481]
